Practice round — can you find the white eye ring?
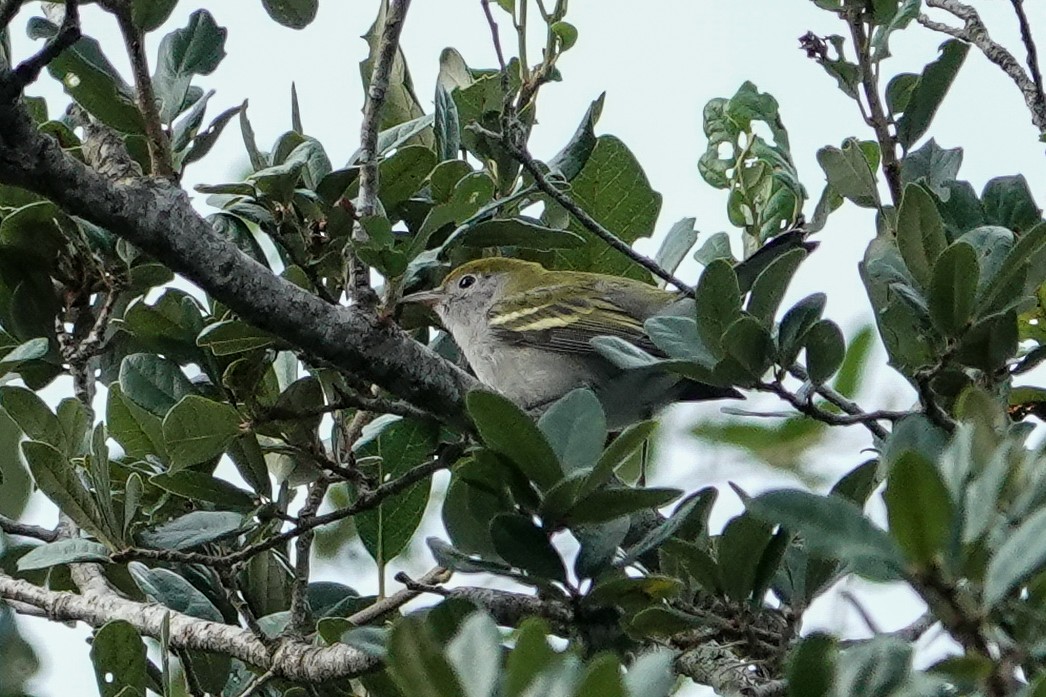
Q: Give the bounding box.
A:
[458,274,477,289]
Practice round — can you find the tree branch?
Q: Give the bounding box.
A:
[112,451,454,567]
[0,572,380,681]
[1009,0,1044,108]
[675,641,785,697]
[467,122,698,297]
[112,6,176,179]
[846,8,902,205]
[352,0,413,306]
[3,0,80,98]
[0,95,479,425]
[346,566,450,626]
[0,514,58,542]
[919,0,1046,134]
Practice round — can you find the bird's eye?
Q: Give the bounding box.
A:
[458,274,477,289]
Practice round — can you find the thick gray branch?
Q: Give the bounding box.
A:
[0,97,478,423]
[0,572,379,681]
[919,0,1046,133]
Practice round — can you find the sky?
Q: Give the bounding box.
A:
[6,0,1046,694]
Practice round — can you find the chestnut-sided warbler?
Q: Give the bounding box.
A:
[402,257,740,426]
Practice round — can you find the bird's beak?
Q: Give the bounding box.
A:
[400,289,442,308]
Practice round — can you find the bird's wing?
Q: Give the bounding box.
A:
[488,284,661,355]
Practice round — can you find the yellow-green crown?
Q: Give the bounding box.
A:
[440,257,545,289]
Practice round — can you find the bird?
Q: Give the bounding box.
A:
[401,256,743,427]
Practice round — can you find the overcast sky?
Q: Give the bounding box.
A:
[7,1,1046,694]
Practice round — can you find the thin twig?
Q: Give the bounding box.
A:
[757,377,895,439]
[1010,0,1045,106]
[254,392,428,425]
[221,566,273,647]
[346,566,450,626]
[0,0,23,32]
[919,0,1046,134]
[468,122,697,297]
[0,515,59,542]
[352,0,413,306]
[113,6,176,179]
[786,364,893,439]
[846,7,902,205]
[112,449,456,568]
[7,0,80,95]
[289,477,331,635]
[480,0,508,73]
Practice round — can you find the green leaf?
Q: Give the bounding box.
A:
[804,320,845,385]
[723,316,774,380]
[26,18,144,134]
[896,183,947,289]
[434,83,460,162]
[816,139,879,209]
[574,518,630,579]
[835,637,912,697]
[196,320,275,355]
[586,574,681,610]
[778,293,826,368]
[119,354,194,417]
[123,473,143,539]
[0,201,67,266]
[548,93,604,181]
[747,489,905,582]
[153,10,227,123]
[354,416,439,565]
[17,539,109,571]
[1,385,66,453]
[182,102,244,165]
[928,241,978,337]
[138,511,245,551]
[261,0,319,28]
[693,231,734,267]
[226,434,271,498]
[387,615,464,697]
[982,174,1042,233]
[21,440,115,547]
[490,514,566,584]
[956,311,1017,371]
[550,21,578,51]
[537,388,607,473]
[448,217,585,251]
[106,383,166,460]
[654,218,699,277]
[565,487,682,525]
[466,391,561,491]
[746,248,807,324]
[544,136,662,280]
[787,634,836,697]
[132,0,178,31]
[162,395,242,469]
[0,338,48,378]
[883,452,953,568]
[984,504,1046,607]
[896,40,969,150]
[128,562,223,621]
[718,512,774,602]
[583,421,657,496]
[899,139,963,200]
[90,621,147,697]
[150,471,254,511]
[694,258,742,358]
